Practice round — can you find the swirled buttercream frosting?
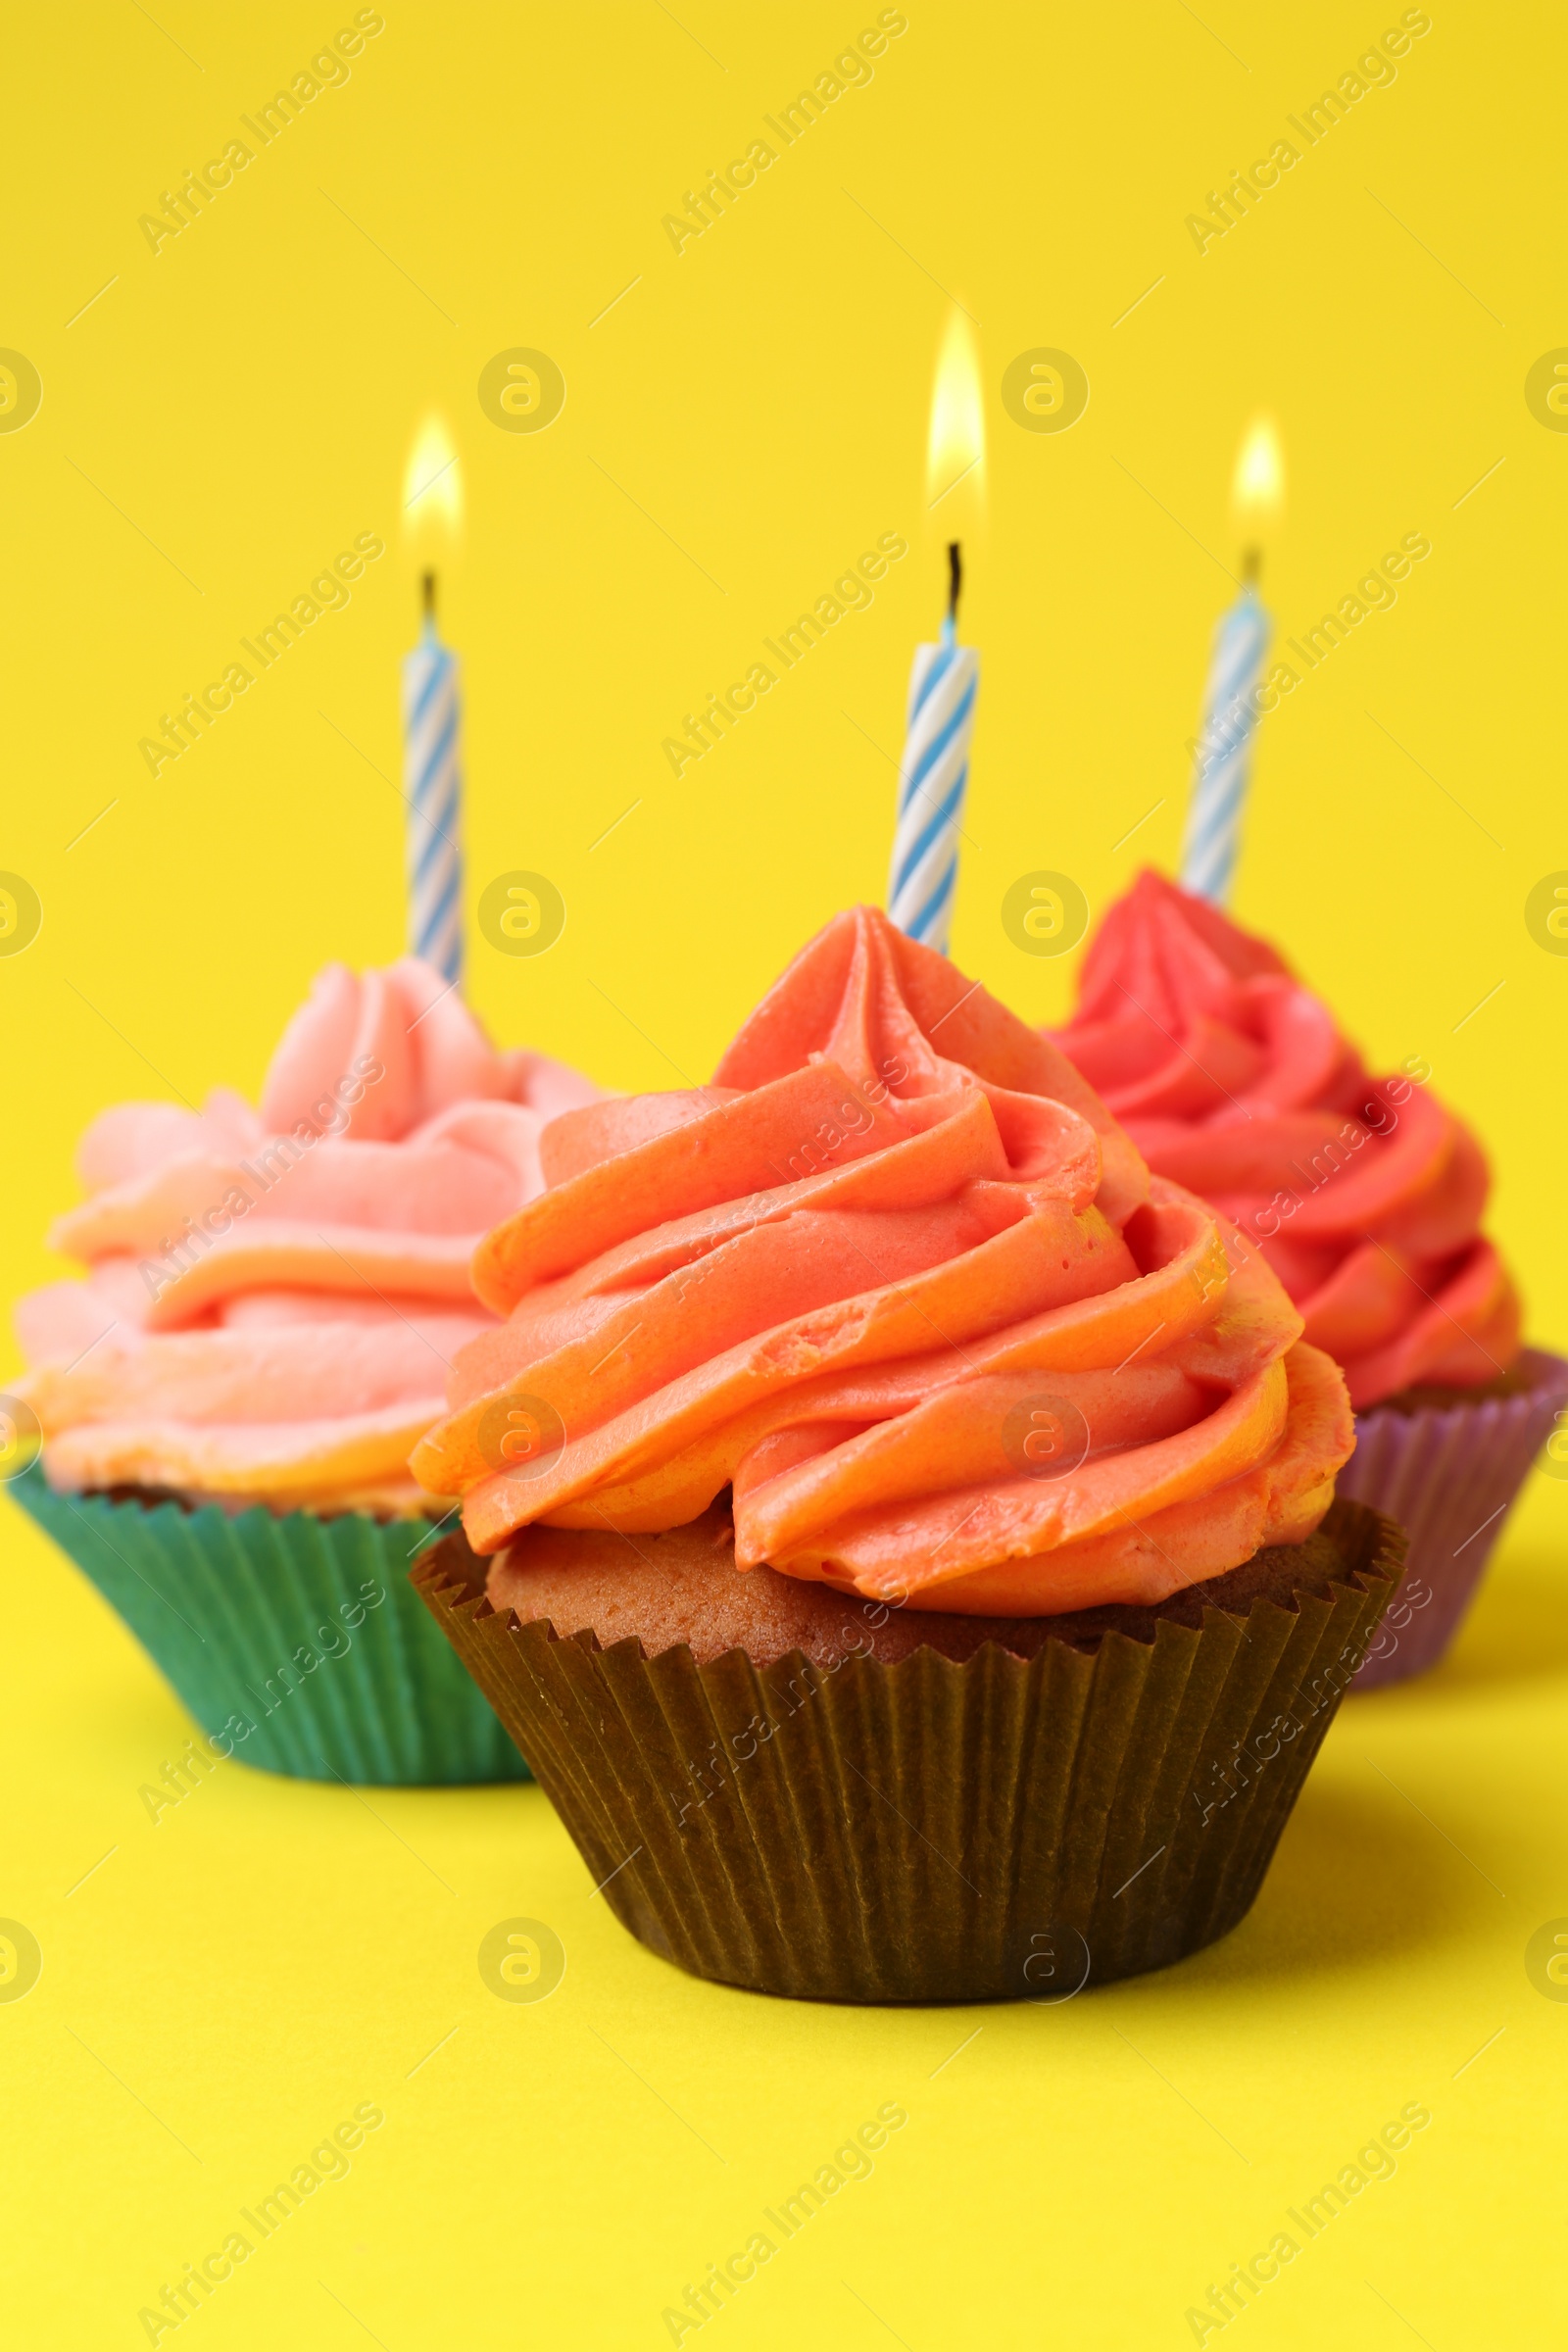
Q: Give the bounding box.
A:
[1051,871,1520,1411]
[17,958,601,1512]
[413,908,1351,1611]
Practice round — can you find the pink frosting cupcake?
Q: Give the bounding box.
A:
[1052,871,1567,1685]
[8,957,600,1781]
[18,956,597,1512]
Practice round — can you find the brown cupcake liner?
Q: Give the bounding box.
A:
[412,1500,1402,2004]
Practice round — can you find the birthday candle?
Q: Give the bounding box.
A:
[403,575,463,986]
[888,544,978,953]
[1179,416,1284,906]
[1179,581,1270,905]
[888,308,984,956]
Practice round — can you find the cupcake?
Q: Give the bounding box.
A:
[410,907,1398,2001]
[9,956,600,1783]
[1052,870,1566,1688]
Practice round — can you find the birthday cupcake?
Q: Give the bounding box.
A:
[8,956,600,1783]
[410,908,1398,2002]
[1052,870,1567,1688]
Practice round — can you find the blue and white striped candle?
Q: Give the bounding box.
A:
[1180,418,1284,906]
[1179,577,1270,906]
[888,543,979,955]
[402,574,463,986]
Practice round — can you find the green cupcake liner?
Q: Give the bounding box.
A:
[9,1465,529,1786]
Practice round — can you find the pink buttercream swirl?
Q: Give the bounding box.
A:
[16,958,601,1511]
[1052,872,1520,1409]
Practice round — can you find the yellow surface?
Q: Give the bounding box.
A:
[3,2,1565,2343]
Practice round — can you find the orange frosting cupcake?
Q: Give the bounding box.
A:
[414,907,1352,1610]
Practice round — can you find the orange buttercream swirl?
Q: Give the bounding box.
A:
[414,908,1352,1612]
[17,958,601,1512]
[1051,873,1522,1411]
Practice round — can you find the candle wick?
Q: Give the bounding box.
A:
[1242,546,1261,587]
[421,569,437,623]
[947,540,962,625]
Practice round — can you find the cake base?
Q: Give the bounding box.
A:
[415,1498,1401,2003]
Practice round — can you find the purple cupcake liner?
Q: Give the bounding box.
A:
[1338,1347,1568,1690]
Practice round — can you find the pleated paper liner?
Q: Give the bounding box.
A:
[1340,1347,1568,1690]
[10,1466,529,1786]
[414,1497,1402,2003]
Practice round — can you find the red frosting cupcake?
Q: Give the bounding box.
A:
[1053,871,1567,1684]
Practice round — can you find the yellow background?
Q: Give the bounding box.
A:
[4,2,1566,2343]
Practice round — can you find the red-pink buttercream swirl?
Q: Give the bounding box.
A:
[17,958,601,1510]
[1052,871,1520,1409]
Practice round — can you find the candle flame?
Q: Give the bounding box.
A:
[1230,415,1284,548]
[402,415,464,563]
[925,309,985,513]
